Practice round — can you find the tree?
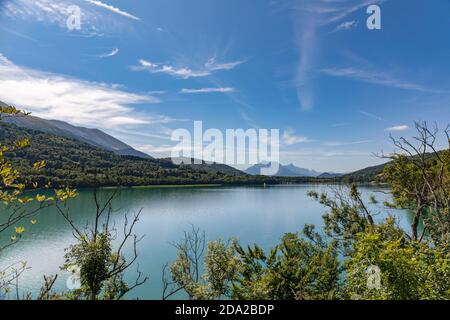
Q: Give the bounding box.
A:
[232,227,340,300]
[344,219,450,300]
[1,106,147,300]
[56,189,148,300]
[163,225,340,300]
[306,184,377,258]
[162,226,239,300]
[382,122,450,243]
[0,105,57,298]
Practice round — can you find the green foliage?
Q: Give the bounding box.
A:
[165,227,239,300]
[1,109,148,300]
[63,231,137,300]
[344,219,450,300]
[382,123,450,242]
[341,163,387,183]
[232,229,340,300]
[166,226,341,300]
[307,184,374,256]
[64,233,113,299]
[203,240,241,298]
[59,191,146,300]
[0,111,61,298]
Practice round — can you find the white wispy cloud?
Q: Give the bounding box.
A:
[331,122,349,128]
[97,47,119,58]
[322,140,371,147]
[84,47,120,58]
[385,125,409,132]
[360,111,409,132]
[148,90,166,95]
[0,53,163,128]
[282,129,311,145]
[359,110,390,123]
[1,0,139,35]
[180,87,235,94]
[85,0,140,20]
[320,67,450,93]
[276,0,386,110]
[132,58,245,79]
[290,0,385,26]
[293,14,316,111]
[136,144,179,155]
[2,0,71,27]
[204,58,244,72]
[333,20,358,32]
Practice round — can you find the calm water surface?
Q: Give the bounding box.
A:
[0,184,410,299]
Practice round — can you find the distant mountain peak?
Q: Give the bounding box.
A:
[245,162,322,177]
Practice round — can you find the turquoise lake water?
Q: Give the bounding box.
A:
[0,184,410,299]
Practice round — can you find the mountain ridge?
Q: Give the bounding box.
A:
[245,162,322,177]
[0,101,151,159]
[0,122,259,188]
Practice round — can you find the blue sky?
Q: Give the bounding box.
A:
[0,0,449,172]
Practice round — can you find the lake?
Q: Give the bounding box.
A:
[0,184,410,299]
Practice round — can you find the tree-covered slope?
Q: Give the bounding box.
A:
[0,122,316,188]
[2,112,151,159]
[341,162,388,182]
[0,122,258,188]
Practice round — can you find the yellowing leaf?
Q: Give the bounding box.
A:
[33,160,46,170]
[15,226,25,235]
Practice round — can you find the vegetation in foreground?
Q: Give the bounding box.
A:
[162,122,450,300]
[1,107,145,300]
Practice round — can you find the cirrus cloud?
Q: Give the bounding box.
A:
[282,129,311,145]
[333,20,358,32]
[180,87,236,94]
[132,58,245,79]
[85,0,140,20]
[1,0,139,36]
[385,125,409,132]
[320,67,450,94]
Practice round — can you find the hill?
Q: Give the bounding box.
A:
[342,162,388,182]
[0,101,150,159]
[245,162,321,177]
[318,172,344,178]
[0,122,314,188]
[167,157,246,176]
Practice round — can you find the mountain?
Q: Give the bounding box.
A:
[0,122,261,188]
[167,157,246,176]
[0,119,392,187]
[318,172,344,178]
[0,101,150,159]
[342,163,388,182]
[245,162,321,177]
[337,149,448,182]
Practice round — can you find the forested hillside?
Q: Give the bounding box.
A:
[0,122,316,188]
